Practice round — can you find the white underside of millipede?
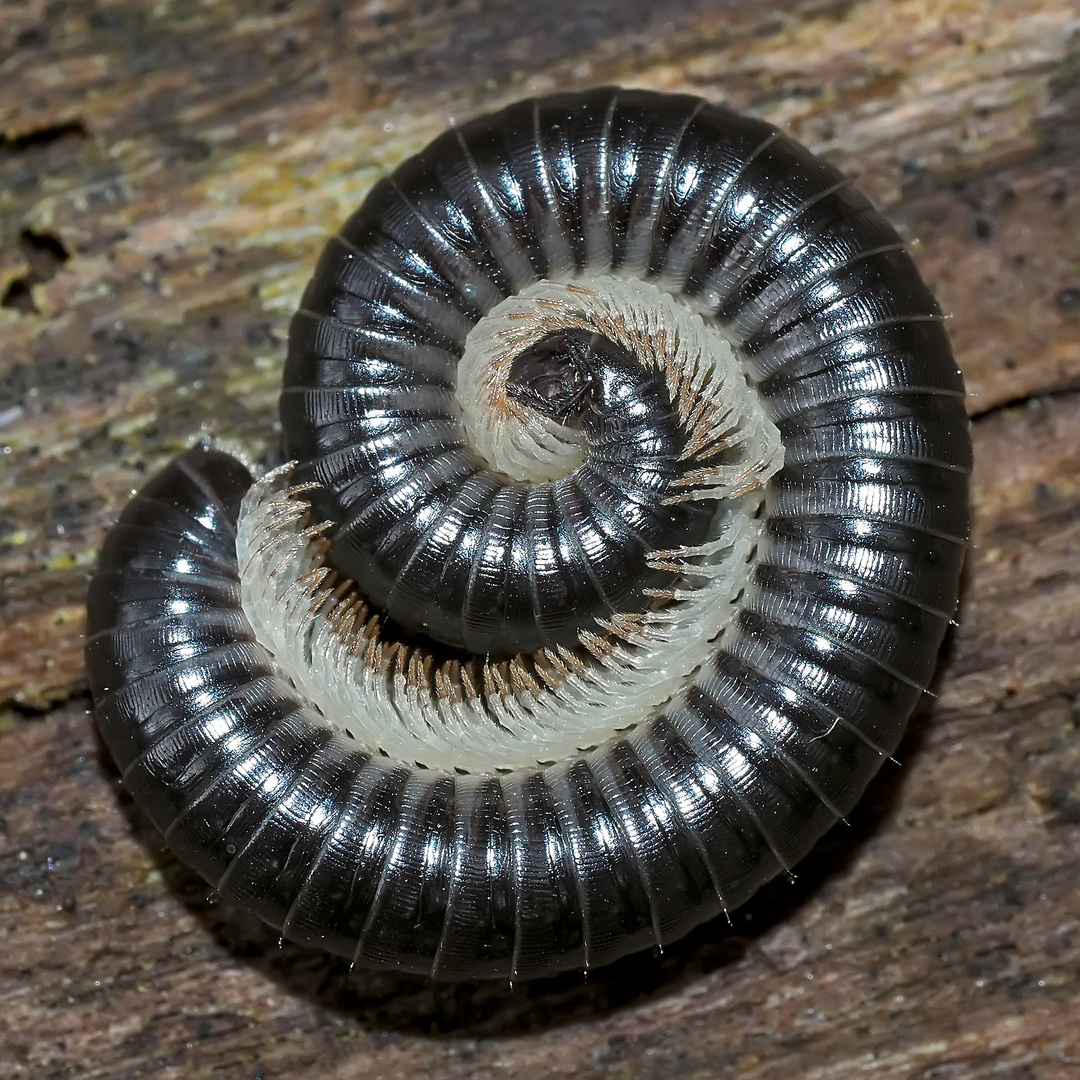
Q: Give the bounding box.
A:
[236,276,784,774]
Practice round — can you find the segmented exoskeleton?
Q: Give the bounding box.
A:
[86,88,971,981]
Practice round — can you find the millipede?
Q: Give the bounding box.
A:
[85,87,971,981]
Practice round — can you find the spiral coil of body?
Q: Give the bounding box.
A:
[86,88,971,981]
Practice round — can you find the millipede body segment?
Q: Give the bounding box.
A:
[86,88,971,981]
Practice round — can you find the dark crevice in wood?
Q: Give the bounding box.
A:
[0,228,71,313]
[0,119,88,153]
[0,119,87,155]
[968,382,1080,422]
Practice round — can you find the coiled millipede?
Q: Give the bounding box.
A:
[86,88,971,981]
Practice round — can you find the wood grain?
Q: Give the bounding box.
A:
[2,1,1079,1077]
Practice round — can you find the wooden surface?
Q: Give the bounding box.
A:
[2,1,1080,1077]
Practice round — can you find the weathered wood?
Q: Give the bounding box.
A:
[2,1,1078,1077]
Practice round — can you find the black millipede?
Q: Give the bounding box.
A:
[85,87,971,981]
